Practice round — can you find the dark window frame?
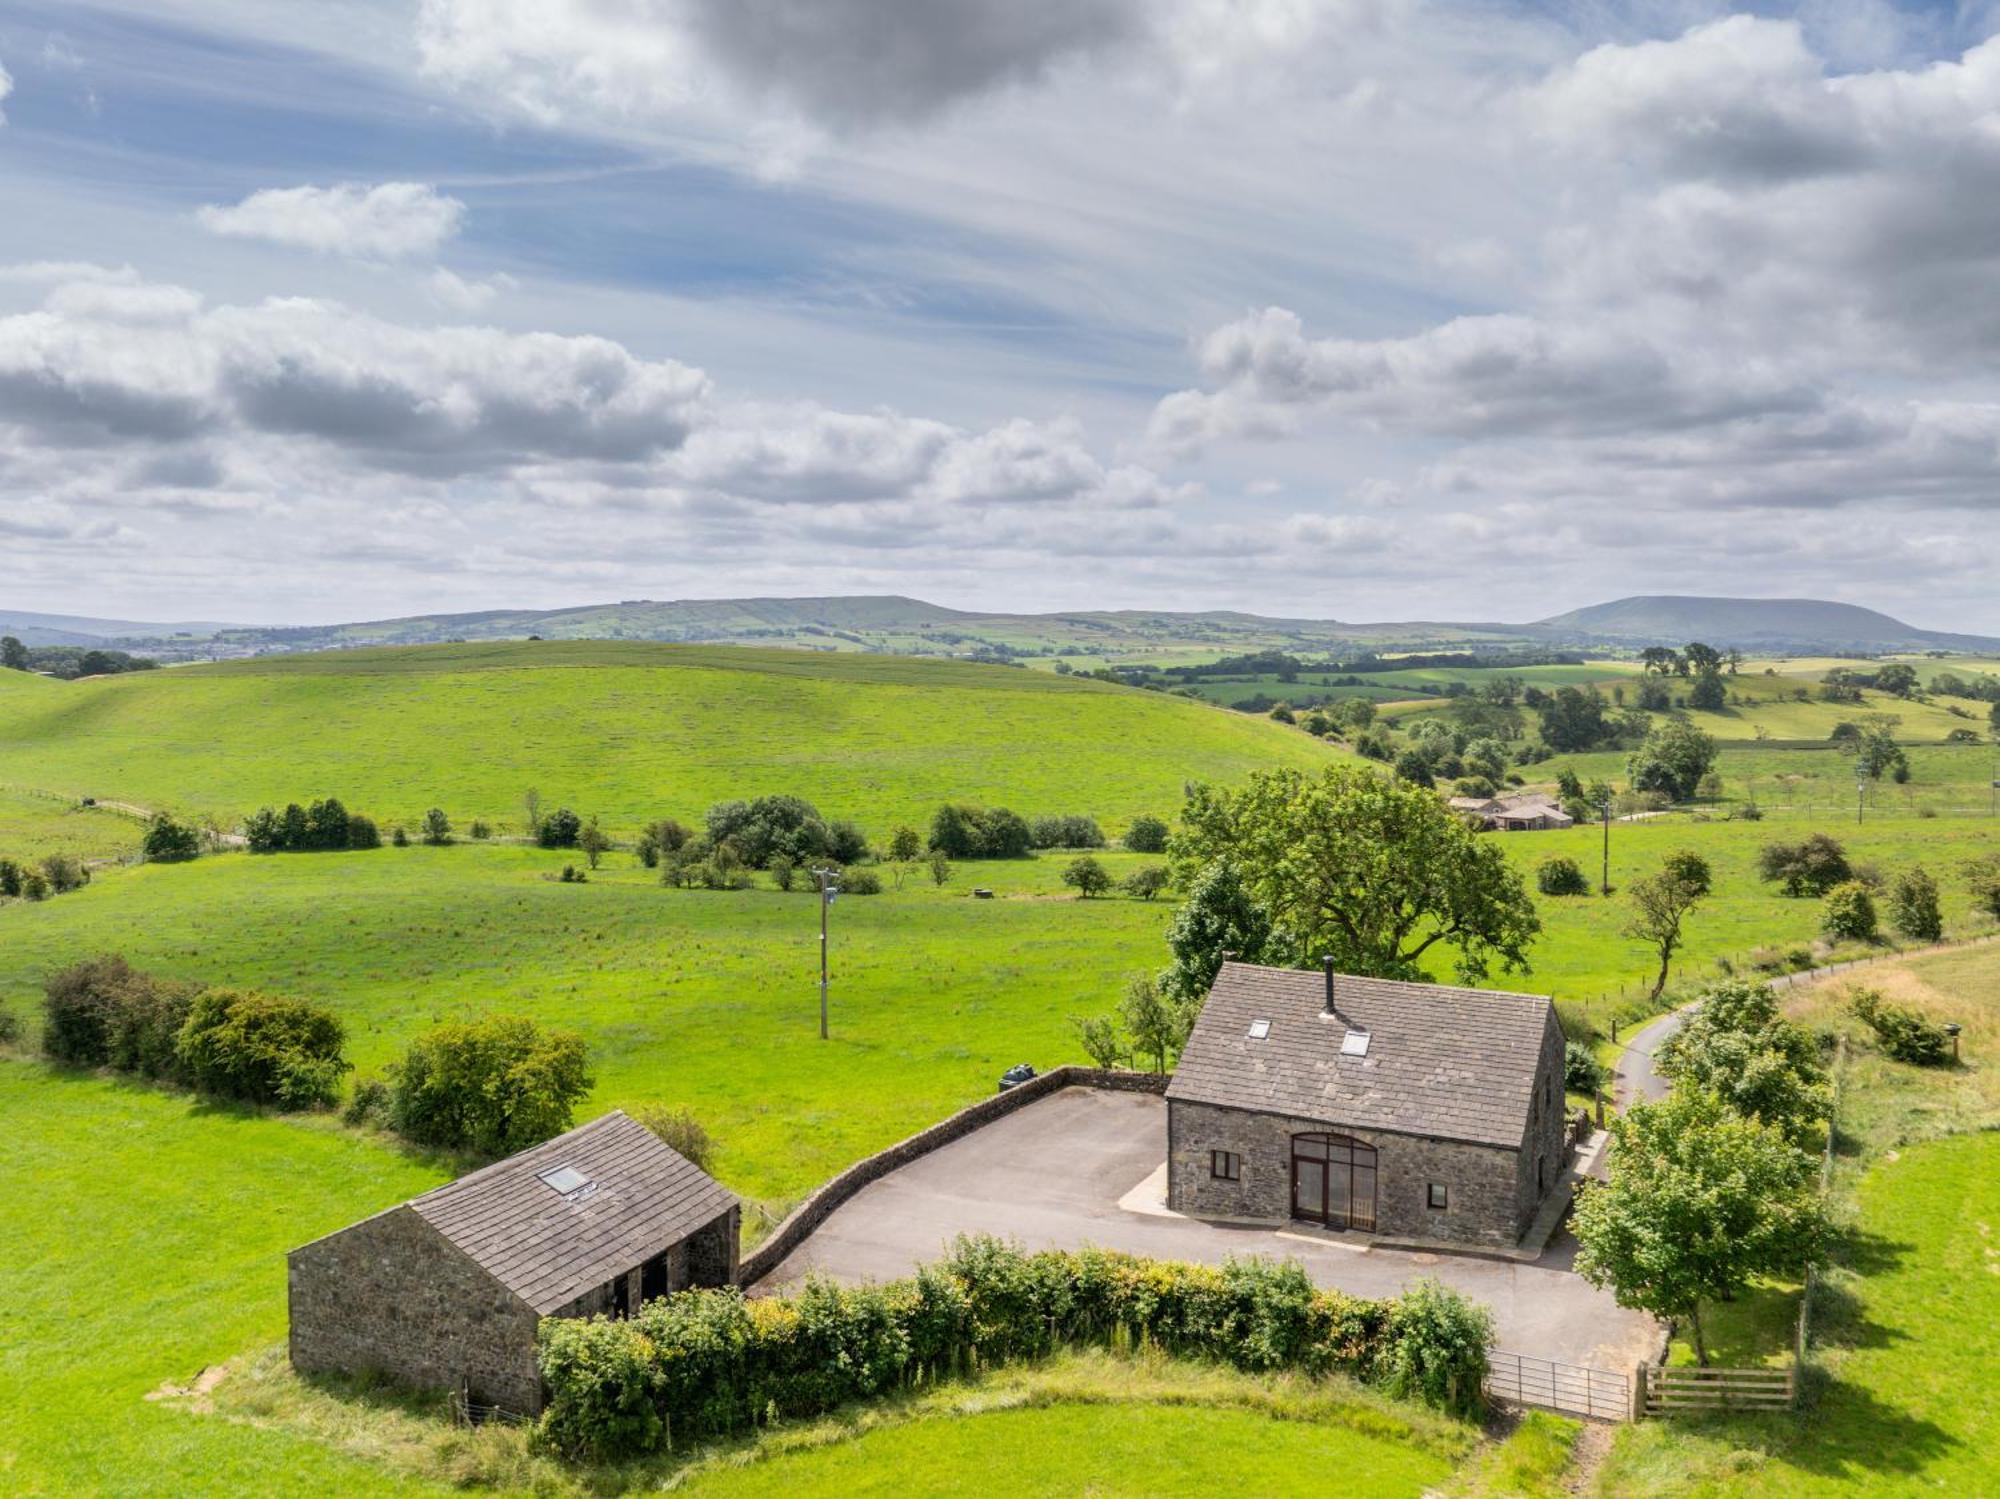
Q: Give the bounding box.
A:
[1210,1149,1241,1182]
[1427,1181,1449,1210]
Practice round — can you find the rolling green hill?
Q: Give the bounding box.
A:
[1536,595,2000,653]
[0,640,1339,837]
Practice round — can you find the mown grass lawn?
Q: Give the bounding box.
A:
[0,1062,455,1497]
[673,1401,1451,1498]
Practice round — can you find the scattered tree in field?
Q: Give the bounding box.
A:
[305,797,350,850]
[1757,834,1852,897]
[1122,866,1170,901]
[928,803,1032,859]
[40,853,88,893]
[0,635,27,671]
[1856,715,1908,782]
[1061,856,1111,897]
[629,1102,715,1172]
[1340,697,1377,731]
[537,807,582,848]
[1886,866,1943,943]
[469,819,493,840]
[635,818,691,867]
[705,794,862,868]
[1573,1089,1830,1365]
[1626,717,1719,802]
[1640,646,1680,676]
[523,788,543,837]
[388,1014,593,1158]
[1071,1013,1126,1069]
[1965,852,2000,921]
[770,854,797,891]
[175,988,350,1109]
[1821,880,1878,943]
[1874,662,1919,697]
[1625,849,1712,1001]
[888,825,923,862]
[928,849,952,887]
[1392,750,1435,788]
[1119,973,1193,1074]
[1173,765,1540,985]
[142,812,201,863]
[1656,980,1829,1149]
[1687,669,1727,712]
[421,807,453,846]
[1031,814,1106,850]
[578,816,611,869]
[1536,856,1589,897]
[0,857,21,897]
[279,802,310,850]
[391,825,410,847]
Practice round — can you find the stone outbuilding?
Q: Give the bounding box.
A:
[288,1110,738,1414]
[1165,960,1568,1248]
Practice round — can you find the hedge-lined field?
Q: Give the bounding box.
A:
[0,640,1338,840]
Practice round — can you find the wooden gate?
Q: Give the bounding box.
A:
[1486,1349,1631,1421]
[1639,1364,1795,1415]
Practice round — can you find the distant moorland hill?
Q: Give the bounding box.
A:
[9,591,1997,661]
[0,639,1338,834]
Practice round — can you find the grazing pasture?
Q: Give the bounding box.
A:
[0,641,1336,840]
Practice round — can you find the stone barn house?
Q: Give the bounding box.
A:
[289,1110,738,1414]
[1166,960,1568,1247]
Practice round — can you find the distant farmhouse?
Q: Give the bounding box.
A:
[289,1111,738,1414]
[1448,792,1576,831]
[1166,961,1568,1247]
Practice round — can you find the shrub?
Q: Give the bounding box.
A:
[534,1237,1433,1461]
[1888,866,1944,944]
[1821,880,1878,943]
[1758,834,1851,897]
[1124,815,1170,853]
[838,866,883,896]
[0,857,20,897]
[175,988,349,1109]
[1061,856,1112,897]
[43,955,160,1068]
[41,853,88,894]
[1851,987,1952,1067]
[1377,1279,1494,1422]
[578,817,612,869]
[928,803,1033,859]
[420,808,453,846]
[1536,856,1589,897]
[389,1014,593,1157]
[0,1006,18,1046]
[20,869,50,900]
[928,849,952,887]
[537,808,582,849]
[558,864,588,883]
[469,819,493,840]
[142,813,201,863]
[1564,1041,1606,1096]
[635,818,692,868]
[1965,853,2000,922]
[1122,866,1170,901]
[1030,814,1106,850]
[887,825,923,862]
[347,814,381,849]
[391,825,410,847]
[769,854,797,891]
[628,1102,715,1173]
[343,1077,391,1128]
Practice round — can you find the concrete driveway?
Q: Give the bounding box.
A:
[754,1087,1657,1370]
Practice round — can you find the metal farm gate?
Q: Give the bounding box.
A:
[1486,1349,1632,1421]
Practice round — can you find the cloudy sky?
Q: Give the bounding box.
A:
[4,0,2000,628]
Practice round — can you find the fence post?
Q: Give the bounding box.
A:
[1631,1363,1647,1421]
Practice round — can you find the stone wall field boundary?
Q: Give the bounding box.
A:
[738,1067,1169,1288]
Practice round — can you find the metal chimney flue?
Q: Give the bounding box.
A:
[1321,955,1336,1015]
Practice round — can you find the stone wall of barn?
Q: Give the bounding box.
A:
[1165,1099,1526,1247]
[287,1205,545,1415]
[1514,1010,1572,1231]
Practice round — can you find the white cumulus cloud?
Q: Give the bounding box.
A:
[196,182,466,260]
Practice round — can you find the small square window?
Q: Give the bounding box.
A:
[1246,1018,1271,1040]
[1427,1182,1449,1210]
[1210,1150,1241,1182]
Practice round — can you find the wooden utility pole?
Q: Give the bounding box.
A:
[813,866,839,1039]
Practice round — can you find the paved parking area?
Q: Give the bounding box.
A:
[755,1086,1658,1370]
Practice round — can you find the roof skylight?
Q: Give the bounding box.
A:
[1247,1018,1271,1040]
[1339,1029,1371,1057]
[537,1165,592,1196]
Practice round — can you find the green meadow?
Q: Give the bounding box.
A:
[0,641,1336,839]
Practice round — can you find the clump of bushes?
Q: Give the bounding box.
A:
[928,803,1033,860]
[558,864,588,883]
[1887,866,1943,943]
[628,1102,715,1173]
[40,853,88,894]
[1564,1041,1606,1096]
[1030,814,1105,850]
[1,854,87,902]
[1757,834,1851,897]
[245,797,380,853]
[142,812,201,863]
[537,808,583,849]
[705,796,866,869]
[635,818,693,868]
[1850,987,1953,1067]
[1124,815,1170,854]
[388,1013,593,1158]
[1821,880,1879,943]
[1123,866,1170,901]
[535,1237,1491,1459]
[41,955,345,1107]
[1536,856,1590,897]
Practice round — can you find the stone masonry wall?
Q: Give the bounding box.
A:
[738,1068,1169,1287]
[1167,1099,1525,1247]
[1514,1010,1572,1232]
[289,1206,545,1415]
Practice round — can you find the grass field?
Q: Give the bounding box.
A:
[0,786,146,862]
[1597,943,2000,1495]
[0,641,1337,841]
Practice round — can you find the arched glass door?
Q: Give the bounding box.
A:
[1290,1133,1377,1231]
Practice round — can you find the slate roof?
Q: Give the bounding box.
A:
[1166,962,1556,1149]
[404,1111,737,1314]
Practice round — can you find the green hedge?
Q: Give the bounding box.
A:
[536,1237,1490,1460]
